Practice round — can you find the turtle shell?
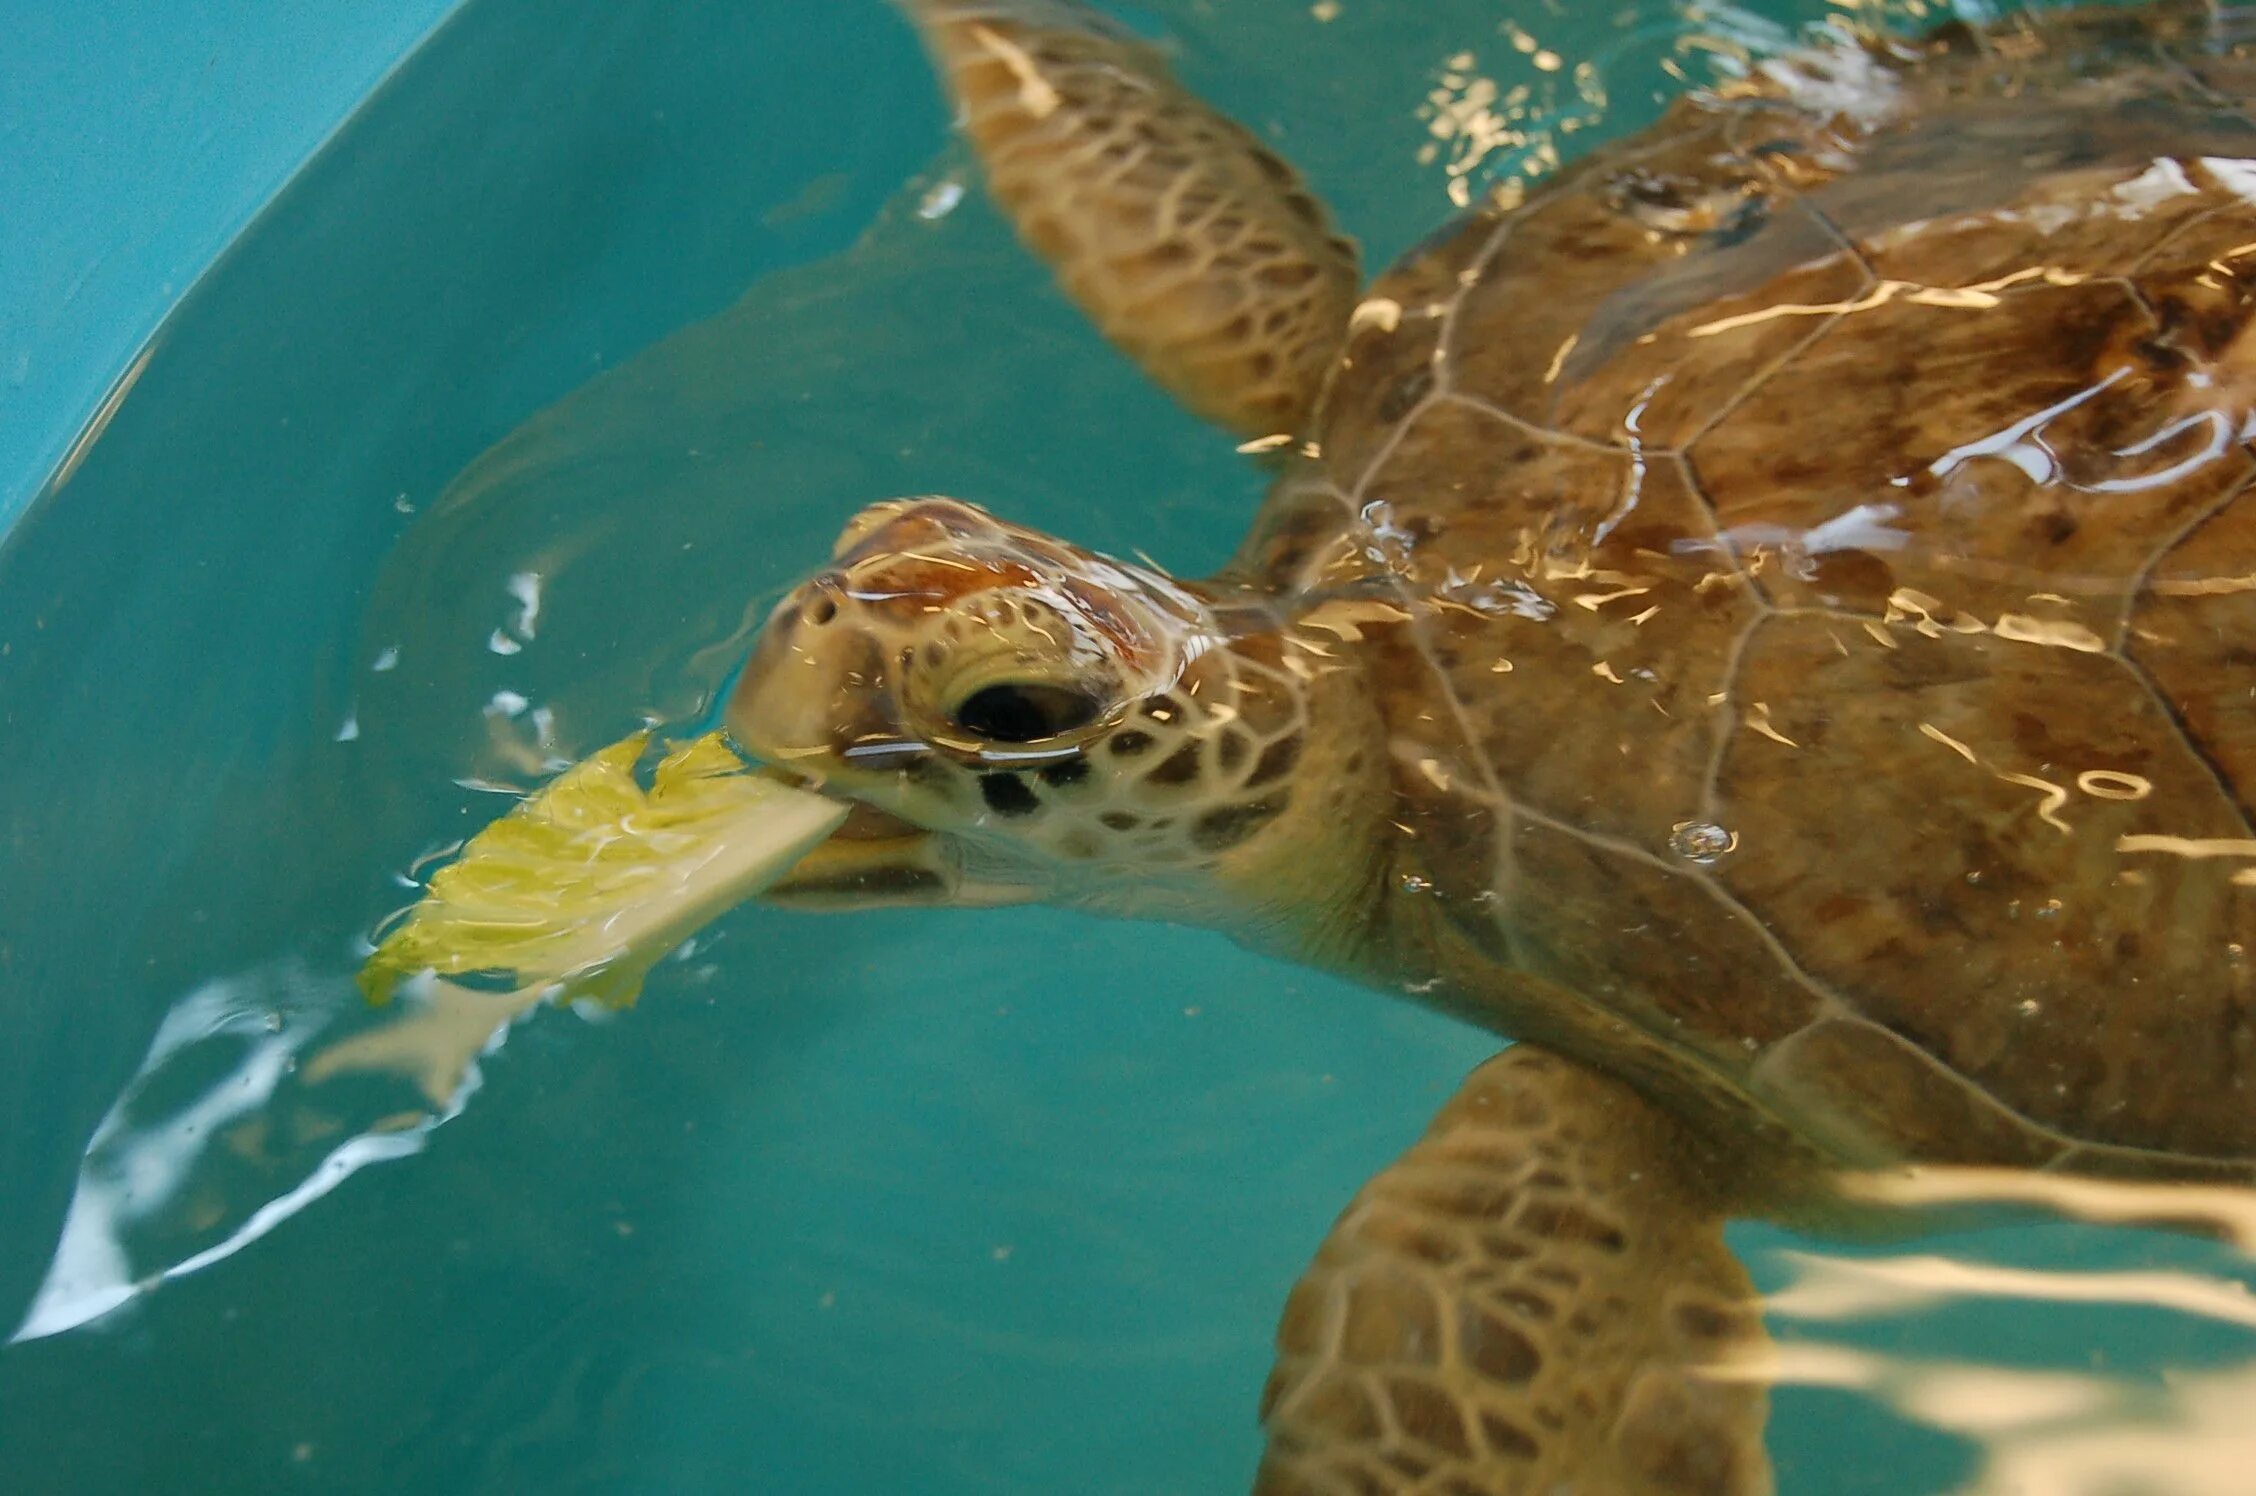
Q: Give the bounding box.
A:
[1249,7,2256,1176]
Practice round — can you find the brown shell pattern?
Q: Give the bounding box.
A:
[1250,8,2256,1173]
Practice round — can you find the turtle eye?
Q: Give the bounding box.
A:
[950,682,1102,743]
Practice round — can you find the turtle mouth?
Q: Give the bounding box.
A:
[748,760,1047,909]
[748,761,954,907]
[752,762,926,843]
[831,796,927,844]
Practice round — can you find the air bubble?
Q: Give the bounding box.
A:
[1399,873,1436,894]
[918,180,966,220]
[1669,820,1738,864]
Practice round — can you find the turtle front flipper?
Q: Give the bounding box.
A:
[1257,1047,1772,1496]
[897,0,1360,438]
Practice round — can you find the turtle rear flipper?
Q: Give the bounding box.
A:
[898,0,1360,438]
[1257,1047,1772,1496]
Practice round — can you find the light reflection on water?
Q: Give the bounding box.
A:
[1750,1240,2256,1493]
[7,1,2256,1492]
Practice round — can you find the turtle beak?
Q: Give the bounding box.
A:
[726,577,907,776]
[729,600,985,909]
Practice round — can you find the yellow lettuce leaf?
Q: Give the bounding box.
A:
[357,731,845,1011]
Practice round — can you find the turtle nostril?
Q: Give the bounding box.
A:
[803,574,848,628]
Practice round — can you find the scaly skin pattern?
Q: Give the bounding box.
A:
[899,0,1361,437]
[1254,1049,1769,1496]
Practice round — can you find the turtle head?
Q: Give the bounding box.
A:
[728,498,1384,942]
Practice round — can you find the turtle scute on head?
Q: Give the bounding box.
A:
[725,1,2256,1490]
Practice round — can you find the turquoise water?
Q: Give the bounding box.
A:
[2,1,2253,1492]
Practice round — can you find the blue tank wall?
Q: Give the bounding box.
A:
[0,0,465,526]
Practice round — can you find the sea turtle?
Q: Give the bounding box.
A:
[725,1,2256,1490]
